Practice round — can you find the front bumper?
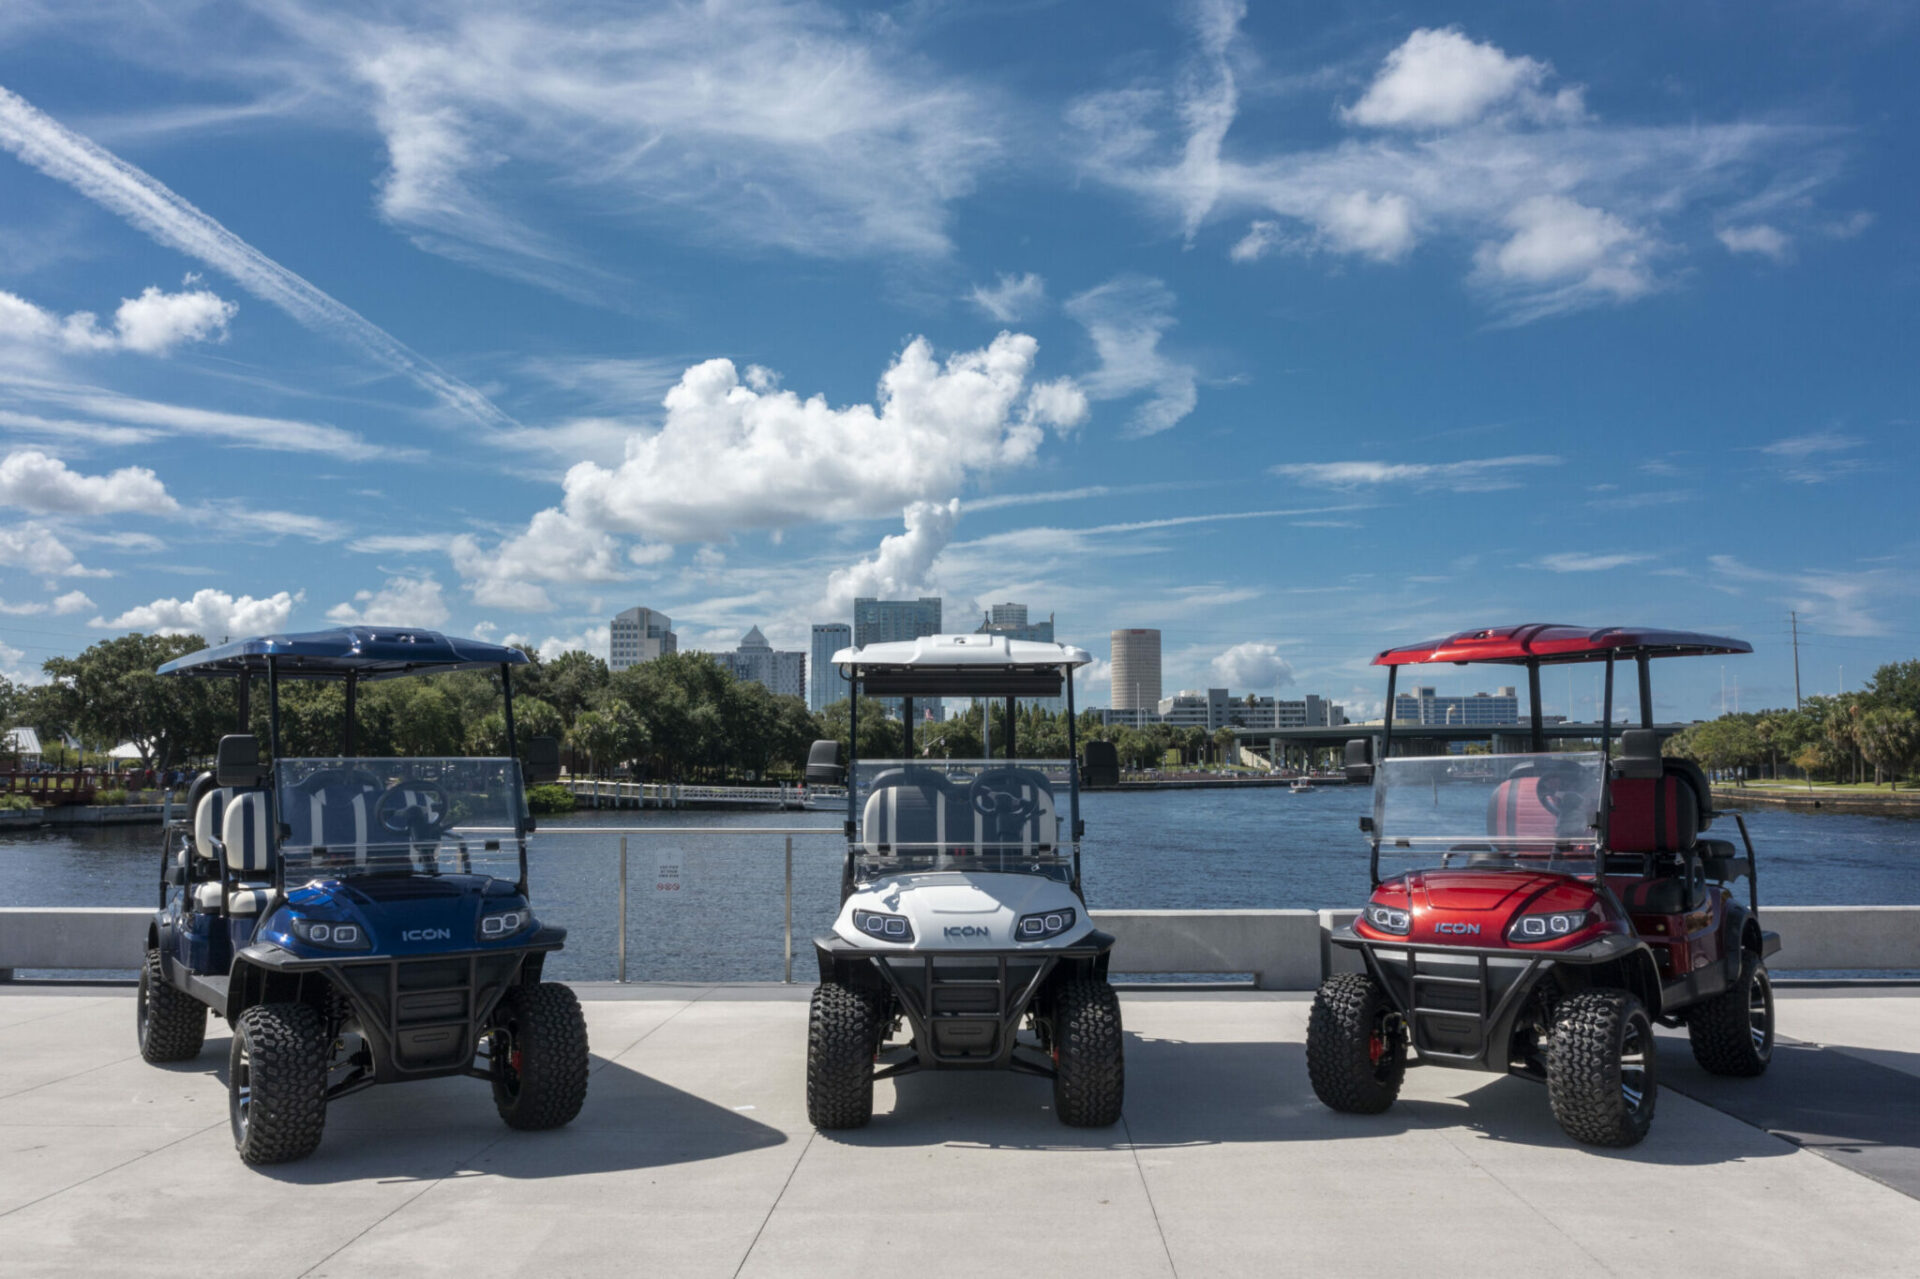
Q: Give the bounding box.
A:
[815,931,1114,1074]
[1329,922,1644,1072]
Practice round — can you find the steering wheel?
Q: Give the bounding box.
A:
[373,782,450,839]
[968,769,1040,822]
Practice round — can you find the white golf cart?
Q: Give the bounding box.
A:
[803,634,1123,1129]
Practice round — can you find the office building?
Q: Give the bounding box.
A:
[716,626,806,700]
[610,607,676,672]
[1110,629,1162,713]
[1393,685,1521,727]
[809,622,852,711]
[1100,691,1346,732]
[854,597,943,719]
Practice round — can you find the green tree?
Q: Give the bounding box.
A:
[1864,660,1920,715]
[41,633,229,771]
[1857,707,1919,789]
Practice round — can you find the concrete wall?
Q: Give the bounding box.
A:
[3,905,1916,985]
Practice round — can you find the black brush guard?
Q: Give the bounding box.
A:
[1331,923,1645,1072]
[816,932,1113,1077]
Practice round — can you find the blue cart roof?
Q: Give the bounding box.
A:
[157,627,531,680]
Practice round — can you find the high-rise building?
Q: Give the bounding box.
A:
[1153,690,1347,731]
[853,597,943,720]
[809,622,852,711]
[610,606,676,672]
[1110,628,1162,713]
[716,626,806,700]
[1393,685,1520,726]
[853,597,942,646]
[988,602,1029,628]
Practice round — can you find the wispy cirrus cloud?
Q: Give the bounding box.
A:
[1533,551,1653,572]
[1760,429,1865,482]
[1071,11,1842,321]
[0,84,513,429]
[1064,276,1198,436]
[1709,554,1905,638]
[1273,455,1561,491]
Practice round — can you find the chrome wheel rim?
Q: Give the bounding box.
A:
[1749,968,1774,1059]
[135,971,150,1047]
[231,1040,252,1145]
[1619,1019,1650,1113]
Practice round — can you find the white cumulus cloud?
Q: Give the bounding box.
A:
[1717,223,1790,260]
[450,507,628,613]
[0,521,108,577]
[822,499,961,617]
[51,589,93,615]
[1210,641,1295,692]
[325,574,450,627]
[0,449,178,515]
[0,283,235,356]
[503,625,611,663]
[96,588,303,638]
[559,333,1082,545]
[1344,27,1580,130]
[1472,195,1654,315]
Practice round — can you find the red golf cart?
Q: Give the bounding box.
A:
[1308,624,1780,1147]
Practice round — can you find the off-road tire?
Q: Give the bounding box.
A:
[491,982,591,1130]
[1687,952,1774,1077]
[1547,990,1656,1147]
[230,1002,329,1164]
[137,948,206,1063]
[807,981,877,1129]
[1051,979,1125,1127]
[1306,973,1407,1114]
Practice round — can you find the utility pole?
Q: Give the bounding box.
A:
[1790,611,1803,711]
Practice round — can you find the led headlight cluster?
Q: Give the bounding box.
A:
[1016,908,1077,941]
[1507,909,1593,942]
[480,909,530,939]
[1363,903,1411,935]
[290,918,369,949]
[852,909,913,942]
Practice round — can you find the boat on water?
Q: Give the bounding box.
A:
[1290,776,1312,793]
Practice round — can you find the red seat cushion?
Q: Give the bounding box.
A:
[1487,777,1560,841]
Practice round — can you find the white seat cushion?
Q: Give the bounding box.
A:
[193,788,235,862]
[193,880,224,911]
[192,880,273,914]
[222,792,273,874]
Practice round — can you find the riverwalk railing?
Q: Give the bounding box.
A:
[562,779,845,810]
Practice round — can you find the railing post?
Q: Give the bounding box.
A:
[784,834,794,984]
[618,835,628,984]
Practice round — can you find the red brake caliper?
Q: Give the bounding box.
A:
[510,1049,523,1074]
[1368,1033,1386,1066]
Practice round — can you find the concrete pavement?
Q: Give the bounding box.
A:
[1,985,1916,1278]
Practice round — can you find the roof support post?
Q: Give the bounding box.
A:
[1005,696,1016,760]
[1527,660,1544,753]
[237,671,250,733]
[1637,653,1654,728]
[1381,666,1397,759]
[343,672,357,756]
[846,678,860,838]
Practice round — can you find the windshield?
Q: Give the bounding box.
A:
[274,756,523,882]
[852,758,1073,882]
[1373,751,1605,871]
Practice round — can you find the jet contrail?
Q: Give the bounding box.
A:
[0,84,515,432]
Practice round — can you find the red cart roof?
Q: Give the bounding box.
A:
[1372,624,1752,667]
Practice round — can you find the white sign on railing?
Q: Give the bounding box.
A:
[655,855,684,898]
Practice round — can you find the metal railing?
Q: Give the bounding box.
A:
[532,826,843,982]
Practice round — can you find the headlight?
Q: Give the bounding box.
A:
[290,918,370,950]
[852,909,913,942]
[1015,907,1077,941]
[1507,909,1593,942]
[1363,903,1411,935]
[480,909,530,939]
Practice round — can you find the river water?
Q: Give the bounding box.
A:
[3,787,1914,981]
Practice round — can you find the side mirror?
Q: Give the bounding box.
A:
[215,734,262,789]
[805,739,845,786]
[1343,737,1374,785]
[524,736,562,784]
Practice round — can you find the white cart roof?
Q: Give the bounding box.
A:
[831,633,1091,670]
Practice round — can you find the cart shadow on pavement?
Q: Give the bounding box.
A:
[192,1033,788,1185]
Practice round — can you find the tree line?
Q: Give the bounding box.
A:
[1662,659,1920,789]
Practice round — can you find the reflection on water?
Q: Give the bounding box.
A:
[3,788,1914,982]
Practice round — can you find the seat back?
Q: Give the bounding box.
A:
[1609,729,1705,851]
[968,769,1059,854]
[862,775,951,856]
[222,791,274,875]
[1486,777,1560,842]
[193,787,236,862]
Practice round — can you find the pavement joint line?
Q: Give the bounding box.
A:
[592,990,710,1071]
[1118,1112,1180,1278]
[0,1049,140,1103]
[730,1125,817,1279]
[0,1118,226,1221]
[294,1133,514,1279]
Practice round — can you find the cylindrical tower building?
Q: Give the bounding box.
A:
[1110,628,1163,713]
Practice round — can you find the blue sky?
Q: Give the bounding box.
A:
[0,0,1913,721]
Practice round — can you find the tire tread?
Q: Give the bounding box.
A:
[233,1002,329,1164]
[1052,978,1125,1127]
[807,982,877,1129]
[139,948,207,1063]
[1306,973,1405,1115]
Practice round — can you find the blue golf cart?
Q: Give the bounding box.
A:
[137,627,589,1164]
